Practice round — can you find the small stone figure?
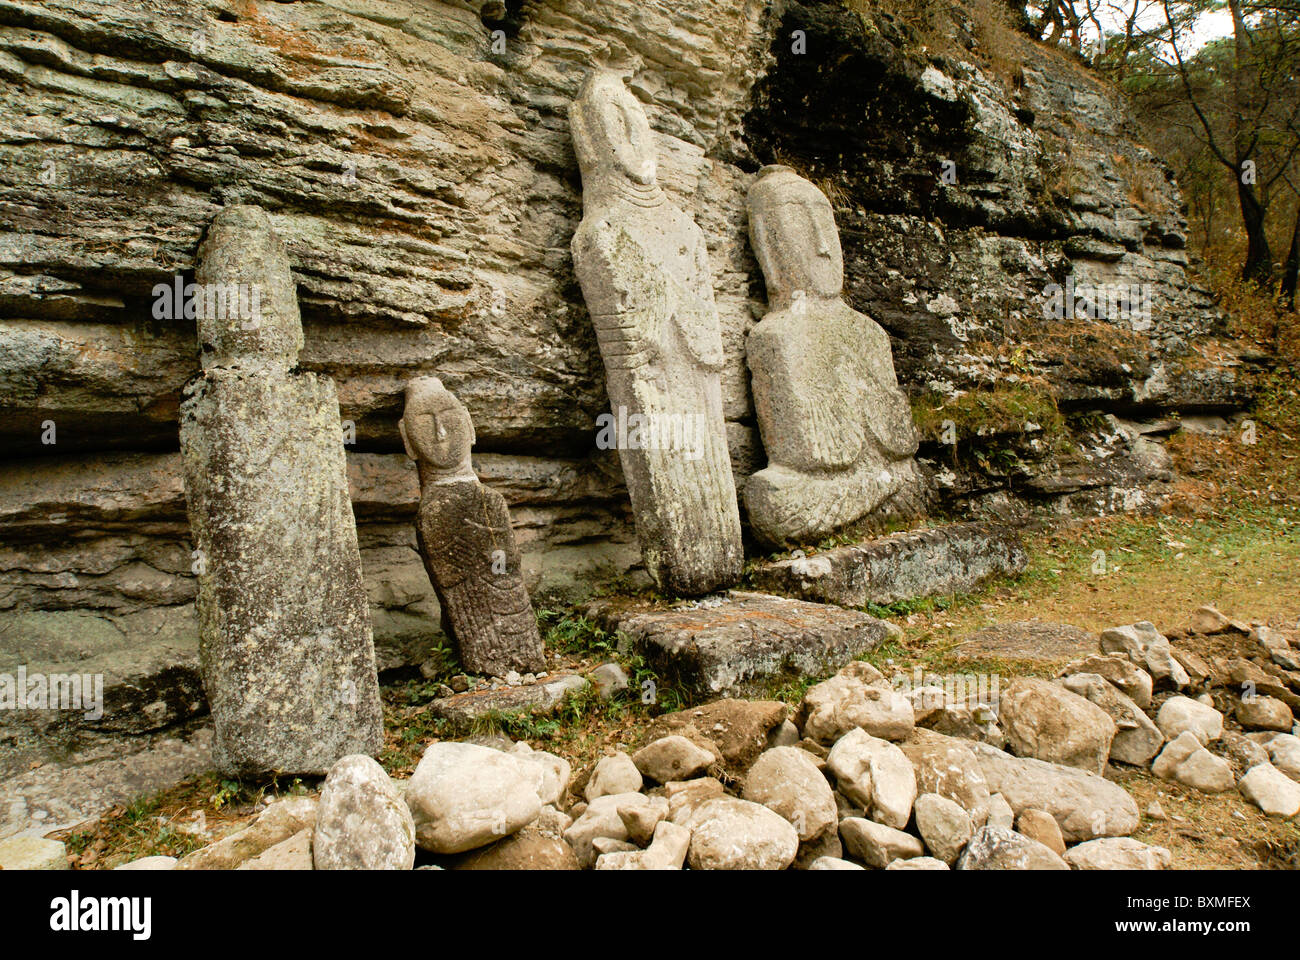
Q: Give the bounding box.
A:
[179,205,383,776]
[400,376,545,676]
[744,165,924,546]
[569,68,743,595]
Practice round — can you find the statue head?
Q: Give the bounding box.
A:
[569,69,657,194]
[194,205,304,371]
[747,165,844,304]
[399,377,476,479]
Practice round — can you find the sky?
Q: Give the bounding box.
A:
[1087,1,1236,52]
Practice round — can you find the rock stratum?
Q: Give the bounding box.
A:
[0,0,1252,754]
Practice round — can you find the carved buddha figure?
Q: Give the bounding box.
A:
[400,376,544,676]
[744,165,922,546]
[569,68,742,595]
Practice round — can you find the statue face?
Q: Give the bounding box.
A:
[400,379,475,472]
[749,172,844,302]
[572,72,657,187]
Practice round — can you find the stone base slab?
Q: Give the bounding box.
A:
[748,523,1028,609]
[585,591,891,697]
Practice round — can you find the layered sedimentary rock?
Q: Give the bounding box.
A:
[570,67,743,594]
[744,164,923,546]
[179,205,382,776]
[402,376,544,676]
[0,0,1252,748]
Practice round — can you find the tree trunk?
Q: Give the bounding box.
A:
[1237,177,1274,283]
[1281,204,1300,308]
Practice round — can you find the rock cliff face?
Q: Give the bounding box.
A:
[0,0,1251,747]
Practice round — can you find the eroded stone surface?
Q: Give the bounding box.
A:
[752,523,1028,609]
[179,206,381,776]
[589,591,890,697]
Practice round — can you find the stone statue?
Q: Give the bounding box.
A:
[744,165,924,547]
[400,376,546,676]
[179,205,383,776]
[569,68,743,596]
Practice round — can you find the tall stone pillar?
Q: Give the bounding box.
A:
[569,69,743,596]
[179,205,382,776]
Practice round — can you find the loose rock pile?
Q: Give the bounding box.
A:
[87,606,1300,871]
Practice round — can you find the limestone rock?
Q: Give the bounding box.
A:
[665,778,727,824]
[793,827,844,869]
[1015,809,1066,856]
[584,752,644,801]
[809,856,866,870]
[986,792,1015,830]
[913,793,972,864]
[1058,673,1163,765]
[970,743,1140,841]
[1254,626,1300,671]
[826,728,917,829]
[179,205,382,776]
[1189,605,1231,635]
[401,377,545,676]
[570,69,742,596]
[456,824,580,871]
[839,817,925,868]
[1236,696,1294,732]
[886,856,951,870]
[590,594,890,700]
[1238,763,1300,817]
[406,742,542,854]
[1155,696,1223,744]
[564,793,659,868]
[633,735,715,784]
[999,677,1117,774]
[114,856,177,871]
[1058,655,1153,709]
[643,699,786,774]
[753,524,1027,608]
[742,746,838,841]
[509,743,572,808]
[176,797,317,870]
[685,797,799,870]
[0,836,67,870]
[596,820,692,871]
[1064,837,1172,870]
[589,663,630,699]
[899,729,992,826]
[238,829,313,870]
[1151,732,1233,793]
[955,826,1069,870]
[313,755,415,871]
[1265,734,1300,782]
[1219,731,1271,776]
[1100,622,1189,689]
[618,796,670,847]
[797,665,915,744]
